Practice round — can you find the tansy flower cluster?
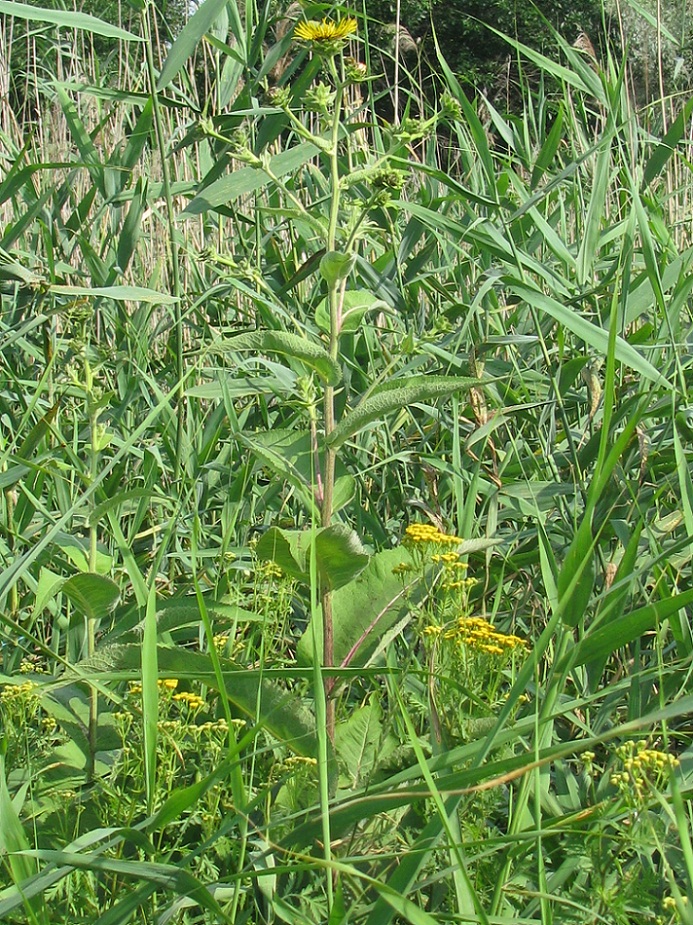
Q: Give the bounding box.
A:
[425,616,528,657]
[128,678,179,696]
[0,680,39,704]
[173,690,206,710]
[610,740,679,804]
[403,523,462,547]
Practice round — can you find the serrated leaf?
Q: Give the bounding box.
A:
[327,375,480,449]
[222,331,341,385]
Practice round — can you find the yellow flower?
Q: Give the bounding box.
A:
[294,17,357,55]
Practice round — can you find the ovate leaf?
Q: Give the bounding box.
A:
[62,573,120,622]
[316,290,390,335]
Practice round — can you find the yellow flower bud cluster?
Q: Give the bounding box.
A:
[451,616,528,656]
[173,691,206,711]
[424,616,527,657]
[0,680,39,703]
[403,523,462,547]
[610,740,679,803]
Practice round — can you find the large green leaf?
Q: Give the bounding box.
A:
[62,573,120,622]
[0,0,141,39]
[327,375,479,449]
[221,330,341,385]
[296,547,428,668]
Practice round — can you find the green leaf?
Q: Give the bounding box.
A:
[643,97,693,189]
[237,429,317,516]
[297,547,428,668]
[319,251,357,288]
[21,851,224,917]
[0,753,43,919]
[314,525,369,592]
[157,0,229,90]
[142,586,158,814]
[335,695,382,788]
[556,517,595,629]
[0,0,142,40]
[33,567,65,618]
[316,290,390,335]
[62,573,120,622]
[561,587,693,670]
[256,527,311,584]
[52,532,112,574]
[256,525,368,592]
[327,375,480,449]
[49,284,177,304]
[222,330,342,386]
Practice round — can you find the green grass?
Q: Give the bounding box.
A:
[1,1,693,923]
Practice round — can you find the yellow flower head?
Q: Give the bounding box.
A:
[294,17,357,54]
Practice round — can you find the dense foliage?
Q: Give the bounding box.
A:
[1,0,693,923]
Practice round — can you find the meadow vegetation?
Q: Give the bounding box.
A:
[1,0,693,922]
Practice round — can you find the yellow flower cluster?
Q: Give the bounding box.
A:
[455,617,527,655]
[431,553,465,564]
[0,680,39,703]
[128,678,179,696]
[173,691,206,710]
[404,523,462,547]
[425,616,527,656]
[610,740,679,801]
[19,659,46,673]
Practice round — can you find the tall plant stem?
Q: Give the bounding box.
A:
[142,2,184,485]
[84,349,99,781]
[321,64,345,742]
